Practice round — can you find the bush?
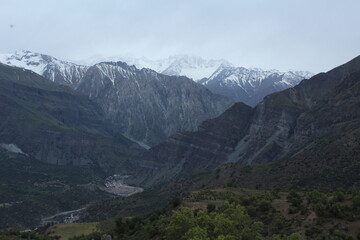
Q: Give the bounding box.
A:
[333,191,346,202]
[353,195,360,209]
[258,199,271,212]
[287,191,302,207]
[172,197,181,208]
[207,203,216,212]
[330,203,345,218]
[306,190,327,204]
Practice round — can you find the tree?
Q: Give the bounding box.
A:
[352,195,360,209]
[272,233,302,240]
[287,190,302,207]
[185,226,210,240]
[166,207,195,240]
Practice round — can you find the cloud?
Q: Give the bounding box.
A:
[0,0,359,72]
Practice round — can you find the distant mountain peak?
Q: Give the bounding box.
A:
[0,50,88,87]
[77,54,231,81]
[202,65,313,106]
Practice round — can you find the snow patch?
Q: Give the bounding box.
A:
[0,144,27,155]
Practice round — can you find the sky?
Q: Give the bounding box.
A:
[0,0,359,73]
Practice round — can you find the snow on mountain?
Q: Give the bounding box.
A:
[159,55,232,81]
[0,50,313,108]
[0,50,88,87]
[78,54,231,81]
[201,65,313,106]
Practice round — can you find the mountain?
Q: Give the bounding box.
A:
[0,50,312,108]
[78,54,231,81]
[77,62,234,146]
[0,50,88,87]
[0,51,234,146]
[0,63,151,229]
[133,55,360,188]
[0,63,142,173]
[78,54,312,106]
[200,65,313,106]
[159,55,232,81]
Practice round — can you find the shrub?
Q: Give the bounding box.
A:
[287,191,302,207]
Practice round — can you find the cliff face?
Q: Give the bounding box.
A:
[0,64,142,174]
[137,56,360,187]
[77,62,234,146]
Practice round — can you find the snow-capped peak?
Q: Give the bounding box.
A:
[94,62,138,85]
[0,50,49,75]
[202,64,313,106]
[0,50,88,86]
[77,54,232,81]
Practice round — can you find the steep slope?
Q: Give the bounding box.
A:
[0,63,142,173]
[0,50,88,87]
[200,65,313,106]
[135,55,360,187]
[77,62,234,146]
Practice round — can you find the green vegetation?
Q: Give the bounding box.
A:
[3,187,360,239]
[46,223,99,240]
[46,187,352,240]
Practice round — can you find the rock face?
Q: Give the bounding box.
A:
[199,65,313,106]
[0,63,142,173]
[136,55,360,187]
[77,62,234,146]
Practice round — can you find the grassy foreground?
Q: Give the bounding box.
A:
[46,223,99,240]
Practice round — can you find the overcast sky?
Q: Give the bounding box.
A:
[0,0,359,72]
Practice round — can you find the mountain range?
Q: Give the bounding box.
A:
[0,51,234,146]
[1,50,360,230]
[78,54,231,81]
[77,61,233,146]
[79,54,313,106]
[72,55,360,230]
[200,65,313,106]
[130,55,360,189]
[0,51,312,108]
